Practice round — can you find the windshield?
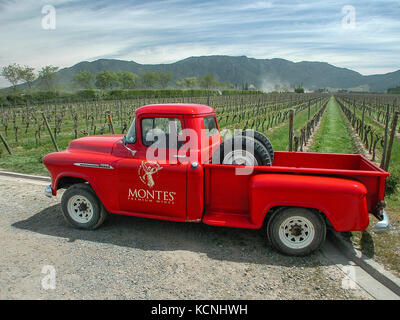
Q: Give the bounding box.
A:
[125,117,136,144]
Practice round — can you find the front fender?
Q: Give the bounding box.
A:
[249,174,369,231]
[43,151,119,212]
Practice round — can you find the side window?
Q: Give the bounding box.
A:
[141,117,183,147]
[125,117,136,144]
[203,116,218,137]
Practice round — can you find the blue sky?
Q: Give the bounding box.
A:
[0,0,399,87]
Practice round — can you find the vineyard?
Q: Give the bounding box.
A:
[0,92,398,176]
[0,91,399,273]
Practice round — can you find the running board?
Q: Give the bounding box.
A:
[202,211,259,229]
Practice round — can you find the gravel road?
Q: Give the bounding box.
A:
[0,175,372,300]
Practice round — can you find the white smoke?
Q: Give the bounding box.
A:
[259,77,292,93]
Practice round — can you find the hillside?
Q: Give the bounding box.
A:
[8,55,400,92]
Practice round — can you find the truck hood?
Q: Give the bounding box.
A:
[67,135,123,154]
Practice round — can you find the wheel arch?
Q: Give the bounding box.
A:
[261,204,331,229]
[57,176,89,190]
[53,171,116,213]
[53,172,93,195]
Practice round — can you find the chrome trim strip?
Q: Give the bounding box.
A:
[374,209,390,233]
[73,163,114,169]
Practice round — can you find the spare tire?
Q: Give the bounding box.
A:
[236,129,274,163]
[213,136,272,166]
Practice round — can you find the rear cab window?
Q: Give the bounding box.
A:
[141,117,183,148]
[203,116,218,137]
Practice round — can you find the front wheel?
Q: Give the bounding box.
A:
[61,183,108,230]
[267,207,326,256]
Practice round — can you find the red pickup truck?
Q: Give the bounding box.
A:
[43,103,390,256]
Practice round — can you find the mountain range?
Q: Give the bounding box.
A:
[19,55,400,92]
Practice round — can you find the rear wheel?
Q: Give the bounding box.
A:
[267,207,326,256]
[61,183,108,230]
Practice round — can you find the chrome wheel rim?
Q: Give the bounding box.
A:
[278,216,315,249]
[67,195,94,224]
[223,150,258,166]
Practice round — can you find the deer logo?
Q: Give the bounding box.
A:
[138,161,163,188]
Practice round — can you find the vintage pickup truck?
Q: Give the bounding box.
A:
[43,103,390,256]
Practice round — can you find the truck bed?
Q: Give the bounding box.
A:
[203,152,389,229]
[272,151,386,173]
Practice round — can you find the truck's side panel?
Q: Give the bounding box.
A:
[186,163,204,222]
[204,166,251,214]
[249,174,369,231]
[115,158,188,220]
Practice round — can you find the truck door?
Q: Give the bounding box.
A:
[117,116,188,220]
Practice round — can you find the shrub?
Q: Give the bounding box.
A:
[221,90,264,95]
[386,173,400,196]
[75,89,99,100]
[0,88,262,107]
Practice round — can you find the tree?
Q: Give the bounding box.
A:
[158,72,172,88]
[220,81,234,89]
[72,71,94,89]
[19,66,36,90]
[175,79,186,89]
[294,87,305,93]
[38,65,59,91]
[117,71,139,89]
[199,74,217,90]
[1,63,23,92]
[95,71,119,89]
[183,77,198,89]
[141,72,159,89]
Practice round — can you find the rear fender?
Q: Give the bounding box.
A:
[249,174,369,231]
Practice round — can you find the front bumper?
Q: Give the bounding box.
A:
[374,209,390,233]
[45,185,53,198]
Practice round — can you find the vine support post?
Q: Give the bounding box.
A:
[41,112,59,152]
[361,104,365,138]
[384,111,399,172]
[107,111,115,134]
[380,104,390,169]
[289,109,294,151]
[0,132,12,155]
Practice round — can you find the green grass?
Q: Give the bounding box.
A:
[309,96,357,154]
[0,126,86,175]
